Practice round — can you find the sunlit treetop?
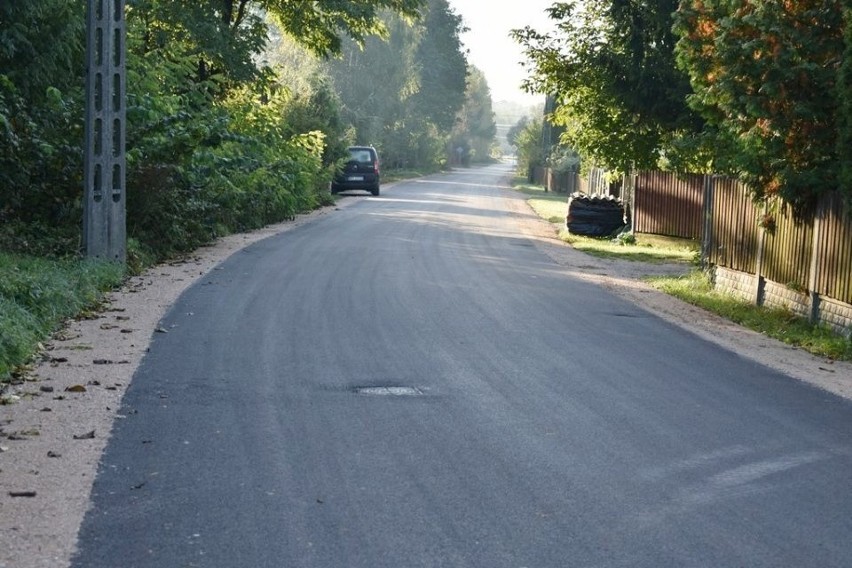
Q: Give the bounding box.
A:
[235,0,425,56]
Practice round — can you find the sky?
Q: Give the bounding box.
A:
[448,0,556,106]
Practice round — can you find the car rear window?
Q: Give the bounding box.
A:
[349,149,373,164]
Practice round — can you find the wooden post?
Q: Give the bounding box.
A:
[753,201,768,306]
[808,195,827,324]
[700,175,715,269]
[624,165,636,231]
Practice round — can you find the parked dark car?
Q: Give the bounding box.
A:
[331,146,381,196]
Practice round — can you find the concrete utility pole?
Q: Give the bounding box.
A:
[83,0,126,261]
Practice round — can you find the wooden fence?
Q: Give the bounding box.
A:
[633,171,704,240]
[529,166,851,329]
[626,171,852,326]
[530,168,852,335]
[531,166,621,196]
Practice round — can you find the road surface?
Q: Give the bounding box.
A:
[73,165,852,567]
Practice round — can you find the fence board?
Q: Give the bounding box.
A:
[578,167,620,198]
[709,178,759,274]
[633,171,704,239]
[815,194,852,304]
[547,170,579,193]
[762,200,813,290]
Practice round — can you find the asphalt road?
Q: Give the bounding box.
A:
[73,165,852,567]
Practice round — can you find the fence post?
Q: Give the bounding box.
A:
[807,196,826,324]
[753,201,768,306]
[624,166,636,231]
[701,175,715,269]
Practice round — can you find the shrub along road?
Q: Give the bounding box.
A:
[4,164,852,567]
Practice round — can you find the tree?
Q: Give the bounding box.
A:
[0,1,85,99]
[0,1,86,240]
[411,0,468,132]
[263,0,423,56]
[838,6,852,204]
[0,0,426,257]
[451,66,497,162]
[326,0,469,170]
[127,0,423,88]
[507,116,528,148]
[326,16,420,152]
[513,0,703,173]
[515,117,544,179]
[675,0,844,211]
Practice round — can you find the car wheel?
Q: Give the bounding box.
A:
[371,185,380,196]
[330,184,339,195]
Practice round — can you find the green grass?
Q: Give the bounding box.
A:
[514,180,571,224]
[559,230,699,263]
[0,252,126,381]
[649,271,852,361]
[513,177,852,361]
[382,167,440,183]
[515,177,698,263]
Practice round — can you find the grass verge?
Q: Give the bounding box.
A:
[648,271,852,361]
[0,252,126,382]
[515,178,698,264]
[513,176,852,362]
[559,230,698,263]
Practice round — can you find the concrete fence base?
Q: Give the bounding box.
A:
[713,266,852,338]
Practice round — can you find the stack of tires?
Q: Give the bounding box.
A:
[565,193,626,237]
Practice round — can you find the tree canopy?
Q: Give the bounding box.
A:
[1,0,443,259]
[451,66,497,163]
[675,0,843,210]
[513,0,703,173]
[325,0,472,169]
[515,0,850,211]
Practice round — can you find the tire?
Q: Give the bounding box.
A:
[371,185,380,196]
[565,193,625,236]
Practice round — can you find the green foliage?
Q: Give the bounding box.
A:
[0,252,125,380]
[837,6,852,205]
[1,0,426,264]
[507,117,528,148]
[129,0,264,85]
[124,77,330,259]
[515,118,545,177]
[547,146,580,174]
[674,0,844,212]
[451,66,497,163]
[280,76,353,166]
[326,0,468,170]
[327,17,418,151]
[0,75,86,245]
[0,1,85,100]
[412,0,468,132]
[264,0,423,56]
[513,0,703,173]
